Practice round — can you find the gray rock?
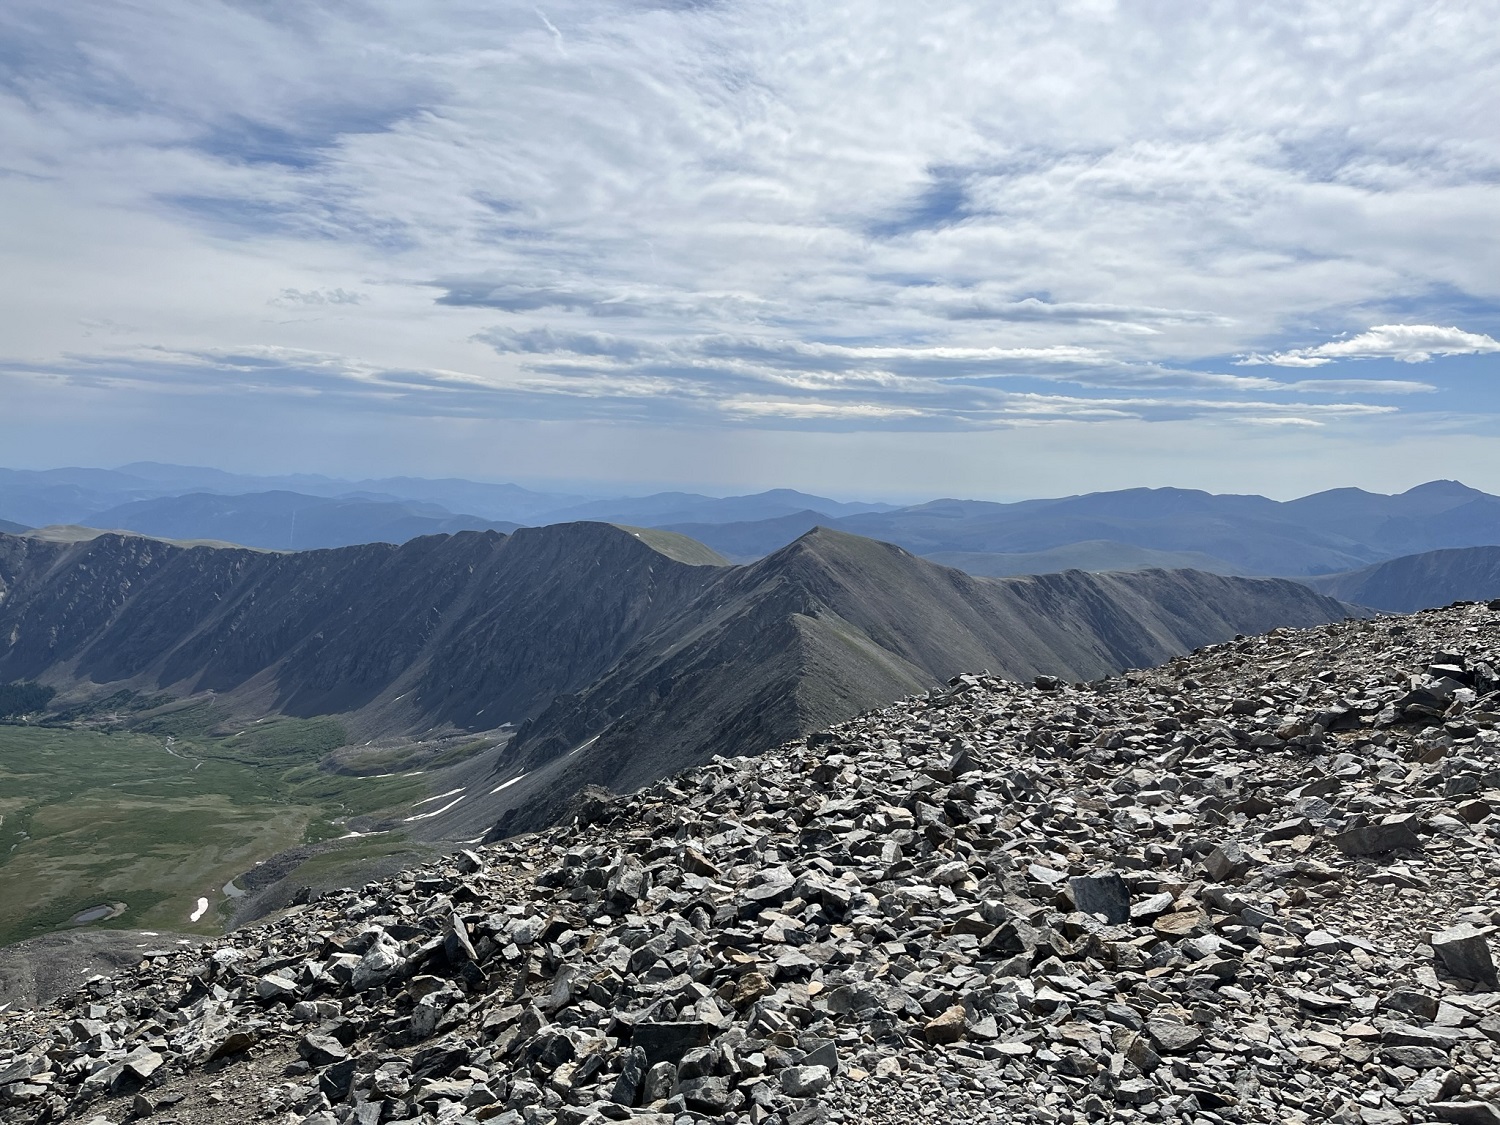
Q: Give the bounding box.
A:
[351,933,401,990]
[1331,815,1423,856]
[297,1033,349,1068]
[631,1021,715,1066]
[1430,922,1499,986]
[676,1075,734,1113]
[1145,1018,1203,1053]
[1381,988,1440,1021]
[642,1061,676,1103]
[780,1065,832,1097]
[800,1041,838,1072]
[610,1046,647,1106]
[1203,840,1253,882]
[1431,1104,1500,1125]
[1067,870,1131,924]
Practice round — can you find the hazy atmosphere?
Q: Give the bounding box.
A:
[4,1,1499,498]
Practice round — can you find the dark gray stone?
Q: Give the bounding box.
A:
[1331,815,1423,856]
[1431,922,1498,986]
[631,1021,715,1066]
[1068,871,1131,924]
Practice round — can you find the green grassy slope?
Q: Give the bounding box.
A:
[0,718,429,946]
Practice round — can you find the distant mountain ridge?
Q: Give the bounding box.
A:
[541,488,895,526]
[1302,545,1500,612]
[4,464,1498,578]
[83,491,520,551]
[652,480,1500,576]
[0,465,894,546]
[0,523,1355,840]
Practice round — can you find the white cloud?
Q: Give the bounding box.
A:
[270,288,368,307]
[1238,324,1500,366]
[0,0,1498,486]
[1285,378,1436,394]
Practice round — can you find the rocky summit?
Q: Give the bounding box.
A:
[4,603,1500,1125]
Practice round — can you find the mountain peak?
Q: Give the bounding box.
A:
[1400,479,1486,502]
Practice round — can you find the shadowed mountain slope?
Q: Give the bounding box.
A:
[1303,545,1500,612]
[0,524,1354,843]
[477,528,1356,837]
[0,524,726,732]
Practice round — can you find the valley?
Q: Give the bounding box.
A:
[0,713,449,947]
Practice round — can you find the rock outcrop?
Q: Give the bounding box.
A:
[4,603,1499,1125]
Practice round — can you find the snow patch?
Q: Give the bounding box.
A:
[489,773,529,795]
[189,897,209,922]
[403,795,466,822]
[411,786,465,807]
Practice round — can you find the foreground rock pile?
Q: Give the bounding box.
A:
[4,603,1500,1125]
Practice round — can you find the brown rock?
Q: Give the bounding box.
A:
[924,1004,968,1045]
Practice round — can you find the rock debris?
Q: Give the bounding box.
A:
[4,602,1500,1125]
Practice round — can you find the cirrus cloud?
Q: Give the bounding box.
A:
[1,1,1499,492]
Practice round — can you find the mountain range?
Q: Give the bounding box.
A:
[5,466,1498,584]
[0,522,1355,842]
[78,491,521,552]
[0,464,892,538]
[668,479,1500,577]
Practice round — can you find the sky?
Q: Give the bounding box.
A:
[2,1,1499,502]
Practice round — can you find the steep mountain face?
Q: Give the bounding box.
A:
[0,518,27,534]
[0,524,726,732]
[479,529,1355,837]
[1303,545,1500,612]
[0,523,1355,847]
[82,491,519,551]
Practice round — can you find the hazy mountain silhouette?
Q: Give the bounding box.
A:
[640,481,1500,576]
[1302,545,1500,612]
[82,491,518,551]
